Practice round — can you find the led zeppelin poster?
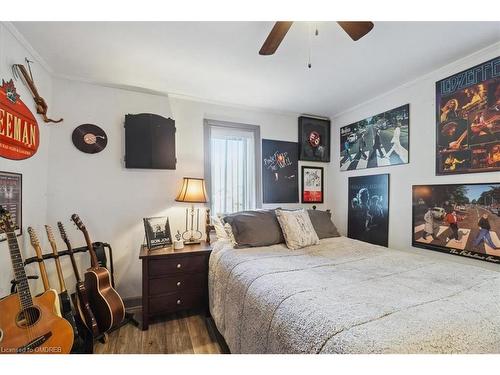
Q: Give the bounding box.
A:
[0,171,22,241]
[0,79,40,160]
[435,57,499,175]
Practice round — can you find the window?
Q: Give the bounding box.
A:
[204,119,261,214]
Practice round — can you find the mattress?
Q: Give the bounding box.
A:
[208,236,500,353]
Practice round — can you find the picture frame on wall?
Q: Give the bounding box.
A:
[262,139,299,204]
[412,183,500,264]
[339,104,409,171]
[348,174,390,247]
[301,166,324,204]
[298,116,331,162]
[0,171,22,241]
[435,56,499,175]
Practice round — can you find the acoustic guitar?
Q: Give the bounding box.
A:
[0,206,73,354]
[45,225,88,352]
[27,227,62,318]
[57,221,100,338]
[71,214,125,333]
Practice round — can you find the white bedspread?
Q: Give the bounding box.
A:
[208,236,500,353]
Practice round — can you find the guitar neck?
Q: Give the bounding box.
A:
[48,240,67,293]
[64,239,82,282]
[30,241,51,291]
[82,229,99,268]
[6,231,34,309]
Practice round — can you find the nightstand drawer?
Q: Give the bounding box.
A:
[149,273,206,295]
[149,255,208,276]
[149,289,205,314]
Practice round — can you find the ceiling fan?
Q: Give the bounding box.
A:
[259,21,374,55]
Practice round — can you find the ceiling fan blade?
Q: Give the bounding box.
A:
[337,21,374,41]
[259,21,293,55]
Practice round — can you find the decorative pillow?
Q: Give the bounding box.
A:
[275,208,320,250]
[307,209,341,239]
[222,209,285,248]
[212,216,229,241]
[223,222,237,246]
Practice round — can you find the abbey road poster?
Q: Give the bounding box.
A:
[435,56,499,175]
[340,104,409,171]
[412,183,500,264]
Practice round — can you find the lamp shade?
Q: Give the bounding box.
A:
[175,177,208,203]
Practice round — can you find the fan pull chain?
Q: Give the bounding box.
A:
[307,23,319,69]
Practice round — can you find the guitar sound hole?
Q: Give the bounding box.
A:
[16,307,41,328]
[0,328,3,342]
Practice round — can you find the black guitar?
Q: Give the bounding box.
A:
[45,225,92,353]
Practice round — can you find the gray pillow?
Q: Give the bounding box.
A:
[307,209,341,239]
[222,209,285,248]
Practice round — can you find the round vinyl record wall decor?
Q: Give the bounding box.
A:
[72,124,107,154]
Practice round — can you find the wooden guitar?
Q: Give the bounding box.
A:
[57,221,100,338]
[45,225,88,351]
[0,206,73,354]
[71,214,125,333]
[27,227,62,318]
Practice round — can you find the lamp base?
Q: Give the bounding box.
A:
[183,239,201,245]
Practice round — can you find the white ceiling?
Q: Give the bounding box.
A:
[11,21,500,117]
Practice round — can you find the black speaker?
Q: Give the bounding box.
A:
[124,113,176,169]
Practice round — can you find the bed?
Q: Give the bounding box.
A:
[208,236,500,354]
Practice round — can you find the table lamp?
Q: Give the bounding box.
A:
[175,177,208,244]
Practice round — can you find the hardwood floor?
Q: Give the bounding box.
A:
[94,309,223,354]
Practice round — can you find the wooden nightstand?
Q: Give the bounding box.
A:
[139,242,212,330]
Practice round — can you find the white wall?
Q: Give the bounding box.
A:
[328,42,500,271]
[0,24,53,297]
[44,84,329,300]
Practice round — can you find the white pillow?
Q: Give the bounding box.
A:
[212,215,237,246]
[275,208,320,250]
[212,216,228,241]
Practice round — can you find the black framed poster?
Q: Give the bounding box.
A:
[0,171,22,241]
[143,216,172,250]
[340,104,409,171]
[301,166,324,204]
[348,174,389,247]
[298,116,331,162]
[262,139,299,203]
[435,56,499,175]
[412,183,499,264]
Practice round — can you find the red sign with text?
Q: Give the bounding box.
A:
[0,79,39,160]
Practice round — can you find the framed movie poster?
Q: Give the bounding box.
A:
[301,166,324,204]
[412,183,500,264]
[0,171,22,241]
[340,104,409,171]
[298,116,331,162]
[143,216,172,250]
[348,174,389,247]
[262,139,299,203]
[435,56,499,175]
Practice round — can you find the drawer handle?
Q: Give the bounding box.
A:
[176,299,182,305]
[176,281,181,287]
[176,263,182,269]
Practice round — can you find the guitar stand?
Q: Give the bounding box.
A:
[17,241,140,350]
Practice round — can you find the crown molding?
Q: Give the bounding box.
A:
[1,21,53,74]
[333,40,500,120]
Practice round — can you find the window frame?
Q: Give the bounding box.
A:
[204,119,262,213]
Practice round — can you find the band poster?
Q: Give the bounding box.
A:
[0,171,22,240]
[435,57,499,175]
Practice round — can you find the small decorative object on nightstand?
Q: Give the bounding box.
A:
[175,177,208,245]
[139,241,212,330]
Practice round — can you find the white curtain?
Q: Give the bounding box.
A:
[210,126,255,214]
